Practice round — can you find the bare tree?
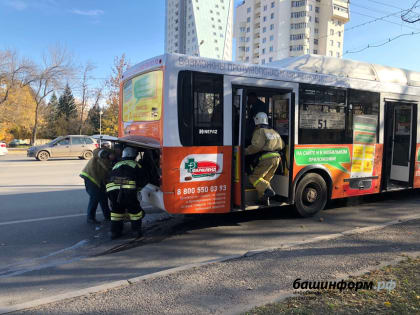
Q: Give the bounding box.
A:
[101,54,129,136]
[0,49,34,106]
[78,62,95,134]
[92,86,104,109]
[29,45,74,145]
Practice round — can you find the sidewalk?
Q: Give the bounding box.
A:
[4,149,27,155]
[14,219,420,315]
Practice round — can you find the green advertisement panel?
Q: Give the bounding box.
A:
[122,70,163,122]
[295,147,351,173]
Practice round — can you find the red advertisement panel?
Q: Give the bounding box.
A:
[161,146,232,214]
[414,144,420,188]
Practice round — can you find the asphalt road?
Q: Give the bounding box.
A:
[1,154,420,312]
[0,155,168,278]
[17,219,420,315]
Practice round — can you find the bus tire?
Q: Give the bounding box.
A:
[295,173,328,217]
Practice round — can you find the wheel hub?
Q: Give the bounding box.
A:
[305,187,318,203]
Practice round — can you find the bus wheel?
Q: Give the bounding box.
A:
[295,173,328,217]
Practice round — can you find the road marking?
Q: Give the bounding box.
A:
[0,214,85,226]
[0,163,84,167]
[0,206,154,226]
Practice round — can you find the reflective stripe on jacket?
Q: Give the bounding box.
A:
[106,159,147,193]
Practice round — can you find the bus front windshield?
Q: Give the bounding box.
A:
[122,70,163,122]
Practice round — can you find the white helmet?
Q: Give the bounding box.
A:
[122,146,137,159]
[254,112,268,125]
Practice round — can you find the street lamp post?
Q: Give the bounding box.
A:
[99,110,103,147]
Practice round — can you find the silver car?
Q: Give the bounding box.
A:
[27,135,98,161]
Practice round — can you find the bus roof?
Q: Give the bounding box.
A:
[123,53,420,89]
[269,54,420,88]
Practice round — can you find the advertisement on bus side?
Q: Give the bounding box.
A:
[161,147,232,214]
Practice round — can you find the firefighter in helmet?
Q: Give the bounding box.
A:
[106,146,149,239]
[245,112,284,205]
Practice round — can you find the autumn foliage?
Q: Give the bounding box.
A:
[0,48,128,144]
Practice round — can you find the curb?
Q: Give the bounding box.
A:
[1,213,420,314]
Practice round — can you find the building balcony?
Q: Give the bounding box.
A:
[332,4,350,22]
[333,0,349,6]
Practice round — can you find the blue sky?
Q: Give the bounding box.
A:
[1,0,419,94]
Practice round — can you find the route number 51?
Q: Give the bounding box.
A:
[318,119,327,129]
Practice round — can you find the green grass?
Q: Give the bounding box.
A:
[245,257,420,315]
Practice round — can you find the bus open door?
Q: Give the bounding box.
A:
[232,87,294,210]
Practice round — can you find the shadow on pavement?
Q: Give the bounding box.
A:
[100,189,420,256]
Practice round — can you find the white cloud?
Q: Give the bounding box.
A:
[71,9,104,16]
[2,0,27,10]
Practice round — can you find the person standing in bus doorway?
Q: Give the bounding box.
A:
[246,92,269,145]
[245,112,284,206]
[106,147,149,240]
[80,148,117,224]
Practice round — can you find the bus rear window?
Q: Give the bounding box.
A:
[122,70,163,122]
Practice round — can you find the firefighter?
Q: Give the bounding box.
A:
[80,148,116,224]
[245,112,284,205]
[106,146,149,239]
[246,92,269,145]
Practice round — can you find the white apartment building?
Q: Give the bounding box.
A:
[234,0,350,64]
[165,0,234,60]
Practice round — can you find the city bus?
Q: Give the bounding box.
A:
[119,53,420,217]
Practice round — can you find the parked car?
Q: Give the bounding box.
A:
[27,135,98,161]
[91,135,118,148]
[8,139,27,147]
[0,142,8,156]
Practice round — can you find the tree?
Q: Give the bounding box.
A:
[0,85,36,142]
[47,92,59,120]
[40,92,59,138]
[102,54,129,137]
[86,87,104,134]
[57,84,77,120]
[29,45,73,145]
[78,62,95,134]
[86,105,101,134]
[0,49,34,106]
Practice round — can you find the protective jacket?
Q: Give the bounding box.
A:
[106,159,148,193]
[245,126,284,158]
[80,148,113,187]
[245,126,284,200]
[106,158,149,236]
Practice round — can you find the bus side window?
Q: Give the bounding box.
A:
[298,84,347,144]
[347,89,380,143]
[193,73,224,146]
[178,71,224,146]
[178,71,194,146]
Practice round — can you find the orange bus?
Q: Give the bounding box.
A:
[119,54,420,217]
